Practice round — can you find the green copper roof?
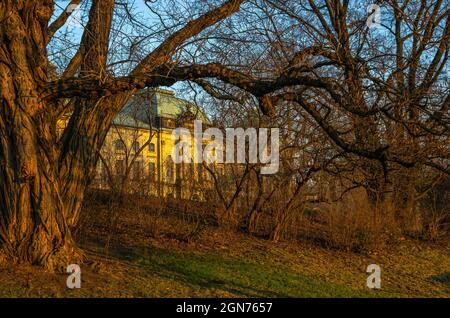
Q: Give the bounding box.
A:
[120,88,209,128]
[151,89,209,122]
[112,113,151,129]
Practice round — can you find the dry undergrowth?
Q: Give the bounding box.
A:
[0,193,448,297]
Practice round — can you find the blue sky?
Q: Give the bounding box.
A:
[50,0,190,99]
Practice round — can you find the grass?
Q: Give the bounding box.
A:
[0,200,448,298]
[0,238,448,298]
[128,247,385,297]
[433,272,450,285]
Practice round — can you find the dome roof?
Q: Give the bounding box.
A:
[121,89,209,128]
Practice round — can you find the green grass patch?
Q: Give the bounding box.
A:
[129,247,385,297]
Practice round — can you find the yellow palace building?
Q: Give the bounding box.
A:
[58,88,214,200]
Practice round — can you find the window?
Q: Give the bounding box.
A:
[149,143,155,152]
[115,159,124,176]
[132,161,143,180]
[162,118,176,128]
[114,139,126,151]
[132,141,140,153]
[148,162,156,181]
[166,156,174,182]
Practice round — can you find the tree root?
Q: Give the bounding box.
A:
[0,243,86,273]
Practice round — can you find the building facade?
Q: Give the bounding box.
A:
[58,88,214,200]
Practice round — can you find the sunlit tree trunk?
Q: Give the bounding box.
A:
[0,0,119,269]
[0,111,81,269]
[0,0,243,269]
[0,2,82,269]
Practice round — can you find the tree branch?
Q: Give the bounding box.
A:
[131,0,245,75]
[46,0,82,45]
[42,62,333,106]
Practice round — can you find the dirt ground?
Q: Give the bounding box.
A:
[0,199,449,298]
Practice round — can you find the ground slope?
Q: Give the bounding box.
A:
[0,202,448,297]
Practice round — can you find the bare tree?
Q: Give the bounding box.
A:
[0,0,447,269]
[0,0,248,269]
[97,92,157,202]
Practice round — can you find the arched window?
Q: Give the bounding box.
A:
[114,139,126,151]
[132,161,143,180]
[115,159,124,176]
[132,141,140,153]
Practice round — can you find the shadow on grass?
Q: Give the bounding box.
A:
[431,272,450,295]
[123,246,373,298]
[432,272,450,286]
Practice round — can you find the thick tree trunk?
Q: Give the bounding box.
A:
[0,101,83,270]
[58,103,118,224]
[353,111,386,206]
[0,2,83,270]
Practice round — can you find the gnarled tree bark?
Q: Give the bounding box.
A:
[0,1,82,269]
[0,0,245,269]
